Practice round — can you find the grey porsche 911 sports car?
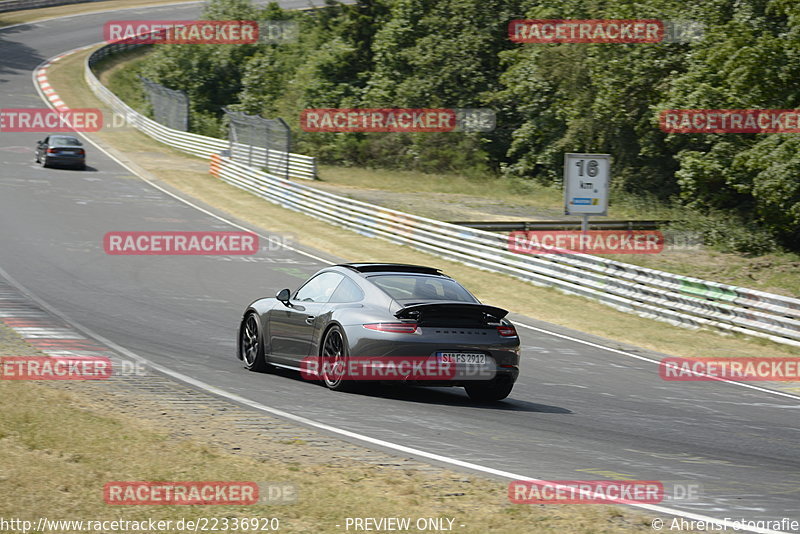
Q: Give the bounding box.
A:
[237,263,520,401]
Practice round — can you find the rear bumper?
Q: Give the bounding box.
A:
[347,329,520,362]
[342,324,521,384]
[400,365,519,387]
[45,155,85,166]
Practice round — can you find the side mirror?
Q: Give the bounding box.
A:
[276,288,291,306]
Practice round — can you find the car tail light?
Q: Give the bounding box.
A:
[497,325,517,337]
[46,148,83,154]
[363,322,419,334]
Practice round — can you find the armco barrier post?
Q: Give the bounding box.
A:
[78,40,800,346]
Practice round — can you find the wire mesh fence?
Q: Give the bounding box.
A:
[87,39,316,179]
[139,76,190,132]
[224,108,291,179]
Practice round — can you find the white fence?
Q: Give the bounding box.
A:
[230,141,315,180]
[85,43,800,348]
[210,156,800,347]
[86,41,317,180]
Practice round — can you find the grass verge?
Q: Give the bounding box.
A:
[310,168,800,296]
[0,0,198,28]
[46,46,800,364]
[104,50,800,297]
[0,324,689,533]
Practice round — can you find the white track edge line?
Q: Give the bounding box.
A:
[19,38,795,534]
[0,265,788,534]
[0,0,205,32]
[47,41,800,405]
[32,49,332,265]
[514,322,800,402]
[33,36,800,407]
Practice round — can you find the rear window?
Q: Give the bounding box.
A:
[50,136,82,146]
[368,274,476,303]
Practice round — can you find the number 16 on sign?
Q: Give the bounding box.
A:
[564,153,610,231]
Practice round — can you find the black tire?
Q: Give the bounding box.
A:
[41,156,49,168]
[240,313,270,372]
[320,325,357,392]
[77,163,86,171]
[464,376,514,402]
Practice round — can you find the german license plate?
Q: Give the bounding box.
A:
[437,352,486,365]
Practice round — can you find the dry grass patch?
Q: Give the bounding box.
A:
[45,46,800,364]
[0,323,692,533]
[93,46,800,296]
[0,0,198,28]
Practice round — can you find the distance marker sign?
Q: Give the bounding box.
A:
[564,153,610,216]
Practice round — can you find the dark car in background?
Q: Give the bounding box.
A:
[237,263,520,401]
[35,134,86,169]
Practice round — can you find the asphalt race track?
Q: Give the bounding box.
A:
[1,3,799,531]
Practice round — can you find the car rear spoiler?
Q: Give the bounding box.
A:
[395,302,509,323]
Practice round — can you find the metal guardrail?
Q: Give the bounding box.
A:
[85,41,317,179]
[449,220,667,232]
[209,156,800,347]
[0,0,101,13]
[82,41,800,348]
